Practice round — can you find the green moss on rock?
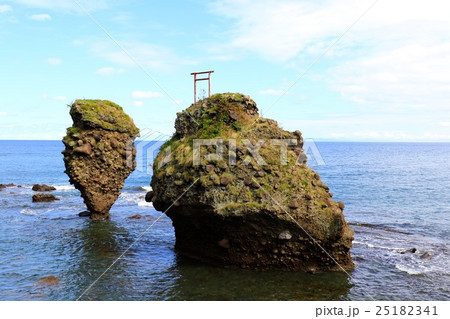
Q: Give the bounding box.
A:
[70,99,139,136]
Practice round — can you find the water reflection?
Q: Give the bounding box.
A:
[32,216,352,301]
[166,256,353,301]
[63,220,135,300]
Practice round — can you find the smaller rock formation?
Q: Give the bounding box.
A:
[62,100,139,220]
[32,184,56,192]
[32,194,59,203]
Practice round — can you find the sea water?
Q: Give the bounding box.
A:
[0,141,448,300]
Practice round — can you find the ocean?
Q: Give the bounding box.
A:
[0,140,448,301]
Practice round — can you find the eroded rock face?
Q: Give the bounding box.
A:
[62,100,139,220]
[148,93,354,271]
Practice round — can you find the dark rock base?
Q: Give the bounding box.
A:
[167,206,353,272]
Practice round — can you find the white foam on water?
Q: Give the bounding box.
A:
[396,264,427,275]
[138,201,153,207]
[395,248,449,276]
[20,208,53,216]
[356,241,405,251]
[20,208,39,216]
[18,185,75,191]
[53,185,75,191]
[120,192,153,208]
[140,186,152,192]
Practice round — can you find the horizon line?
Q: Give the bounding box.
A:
[1,139,449,143]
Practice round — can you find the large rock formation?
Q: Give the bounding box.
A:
[147,93,354,272]
[62,100,139,220]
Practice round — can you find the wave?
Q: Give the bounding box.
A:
[16,184,76,191]
[395,264,427,275]
[138,202,153,207]
[127,186,152,192]
[356,238,449,276]
[20,208,53,216]
[353,241,405,251]
[20,208,39,216]
[53,185,76,191]
[119,192,152,208]
[395,254,448,276]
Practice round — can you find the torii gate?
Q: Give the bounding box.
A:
[191,70,214,103]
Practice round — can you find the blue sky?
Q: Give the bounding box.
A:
[0,0,449,141]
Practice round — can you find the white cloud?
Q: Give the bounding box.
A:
[45,58,62,65]
[259,89,284,95]
[30,13,51,21]
[0,5,12,13]
[95,67,124,76]
[329,43,450,110]
[439,122,450,127]
[209,0,370,61]
[0,112,8,117]
[209,0,450,122]
[210,0,450,62]
[91,41,195,71]
[131,91,163,99]
[133,101,144,107]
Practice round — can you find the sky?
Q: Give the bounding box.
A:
[0,0,449,141]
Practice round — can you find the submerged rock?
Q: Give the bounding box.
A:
[35,276,60,286]
[32,184,56,192]
[32,193,59,203]
[128,214,143,220]
[148,93,354,271]
[78,211,91,217]
[62,100,139,220]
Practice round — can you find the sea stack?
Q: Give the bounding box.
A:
[62,100,139,220]
[147,93,354,271]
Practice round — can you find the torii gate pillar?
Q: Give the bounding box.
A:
[191,70,214,103]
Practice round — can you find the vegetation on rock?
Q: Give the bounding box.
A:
[62,100,138,220]
[148,93,354,272]
[69,99,139,136]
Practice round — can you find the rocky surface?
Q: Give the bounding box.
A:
[32,184,56,192]
[147,93,354,272]
[32,193,59,203]
[62,100,139,220]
